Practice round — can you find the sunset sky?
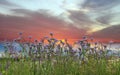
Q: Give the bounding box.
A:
[0,0,120,43]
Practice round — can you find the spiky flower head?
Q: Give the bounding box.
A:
[109,40,114,44]
[18,32,23,36]
[28,36,32,39]
[50,32,53,37]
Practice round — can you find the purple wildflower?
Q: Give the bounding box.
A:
[28,36,32,39]
[50,32,53,37]
[109,40,114,44]
[18,32,23,36]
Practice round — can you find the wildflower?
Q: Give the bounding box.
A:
[28,36,32,39]
[109,40,114,44]
[13,39,17,42]
[79,40,83,45]
[31,43,35,47]
[39,42,42,46]
[90,37,94,41]
[40,39,44,43]
[50,32,53,37]
[60,40,64,45]
[44,36,49,39]
[95,42,98,45]
[34,39,38,43]
[82,35,88,41]
[18,32,23,36]
[47,39,51,43]
[104,45,107,49]
[54,39,58,43]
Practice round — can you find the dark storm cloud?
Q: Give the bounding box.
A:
[0,9,87,40]
[0,0,19,7]
[11,8,88,38]
[67,10,95,29]
[12,8,95,31]
[92,24,120,40]
[82,0,120,11]
[0,10,64,31]
[11,9,64,23]
[12,9,52,16]
[96,13,113,25]
[96,12,120,25]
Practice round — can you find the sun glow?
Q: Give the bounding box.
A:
[87,26,107,34]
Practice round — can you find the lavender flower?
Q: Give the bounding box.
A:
[103,45,107,49]
[50,32,53,37]
[90,37,94,41]
[44,36,49,39]
[95,42,98,45]
[82,35,88,41]
[28,36,32,39]
[35,39,38,42]
[18,32,23,36]
[109,40,114,44]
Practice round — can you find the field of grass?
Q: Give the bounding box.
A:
[0,32,120,75]
[0,55,120,75]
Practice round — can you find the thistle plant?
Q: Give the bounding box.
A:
[0,32,120,75]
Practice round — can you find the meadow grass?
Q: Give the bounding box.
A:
[0,32,119,75]
[0,55,120,75]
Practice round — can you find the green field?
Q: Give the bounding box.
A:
[0,33,119,75]
[0,55,120,75]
